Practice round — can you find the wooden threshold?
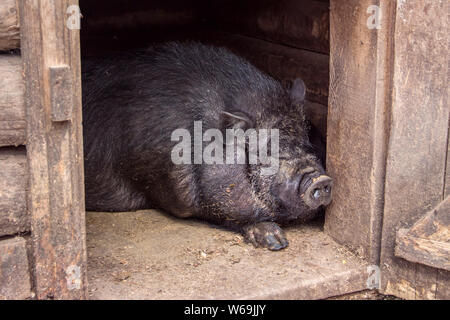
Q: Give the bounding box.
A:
[87,210,369,300]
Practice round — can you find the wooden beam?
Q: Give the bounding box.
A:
[0,0,20,50]
[0,237,31,299]
[0,147,29,236]
[19,0,87,299]
[0,54,25,146]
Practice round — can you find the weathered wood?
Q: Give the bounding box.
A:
[49,65,73,122]
[324,0,395,263]
[0,0,20,50]
[0,147,29,237]
[380,0,450,300]
[0,54,25,146]
[208,0,330,54]
[395,196,450,271]
[19,0,87,299]
[0,237,31,300]
[80,0,201,35]
[396,232,450,272]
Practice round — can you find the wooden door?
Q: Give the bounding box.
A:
[379,0,449,300]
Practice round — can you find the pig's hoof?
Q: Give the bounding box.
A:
[243,222,289,251]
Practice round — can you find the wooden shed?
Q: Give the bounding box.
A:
[0,0,448,300]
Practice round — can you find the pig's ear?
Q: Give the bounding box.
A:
[289,78,306,105]
[221,111,252,130]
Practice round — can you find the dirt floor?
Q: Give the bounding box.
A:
[86,210,370,300]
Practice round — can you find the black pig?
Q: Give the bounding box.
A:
[82,42,333,250]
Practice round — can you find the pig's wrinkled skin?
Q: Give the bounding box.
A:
[82,42,332,250]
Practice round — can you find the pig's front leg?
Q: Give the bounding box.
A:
[243,222,289,251]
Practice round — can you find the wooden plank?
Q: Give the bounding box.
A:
[19,0,87,299]
[395,196,450,263]
[80,0,201,35]
[208,0,330,54]
[0,0,20,50]
[396,232,450,271]
[0,237,31,300]
[0,147,29,236]
[380,0,450,300]
[324,0,395,263]
[0,54,25,146]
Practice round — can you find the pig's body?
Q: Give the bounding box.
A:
[82,42,332,250]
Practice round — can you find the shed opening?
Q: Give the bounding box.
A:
[80,0,369,299]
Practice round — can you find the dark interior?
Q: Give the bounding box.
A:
[79,0,330,145]
[79,0,331,238]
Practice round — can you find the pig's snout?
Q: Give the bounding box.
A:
[275,169,333,210]
[302,174,333,209]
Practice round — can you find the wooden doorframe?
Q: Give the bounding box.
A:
[325,0,396,265]
[326,0,449,299]
[16,0,448,300]
[19,0,87,299]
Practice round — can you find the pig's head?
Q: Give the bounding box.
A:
[221,78,333,223]
[270,78,333,222]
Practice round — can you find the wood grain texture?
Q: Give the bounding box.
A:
[208,0,330,54]
[0,0,20,50]
[19,0,87,299]
[380,0,450,300]
[395,196,450,271]
[0,237,31,300]
[0,54,25,146]
[324,0,395,263]
[436,270,450,300]
[49,65,73,122]
[0,147,29,236]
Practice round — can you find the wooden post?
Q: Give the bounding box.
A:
[325,0,396,264]
[19,0,87,299]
